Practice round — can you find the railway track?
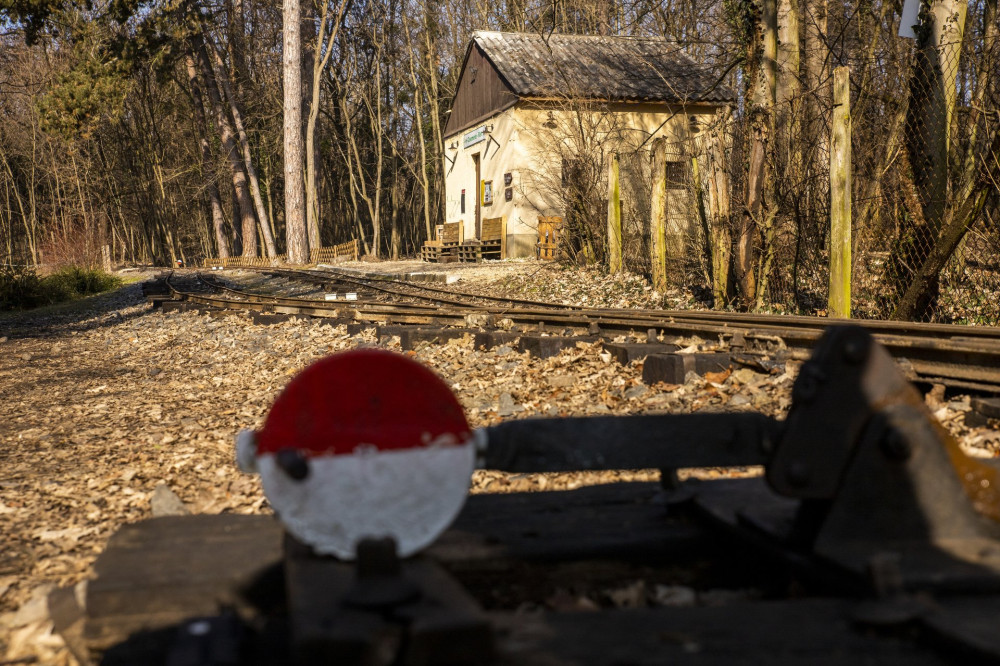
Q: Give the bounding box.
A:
[69,301,1000,664]
[158,268,1000,393]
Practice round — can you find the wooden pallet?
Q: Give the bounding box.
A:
[480,217,506,260]
[458,242,484,263]
[421,243,442,262]
[422,221,463,263]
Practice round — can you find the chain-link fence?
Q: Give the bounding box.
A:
[553,4,999,324]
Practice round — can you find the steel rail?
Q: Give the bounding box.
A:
[273,266,1000,344]
[165,272,1000,391]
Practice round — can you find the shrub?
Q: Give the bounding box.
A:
[49,266,121,296]
[0,265,46,310]
[0,265,122,311]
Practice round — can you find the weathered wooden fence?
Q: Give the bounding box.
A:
[310,239,359,264]
[202,255,287,268]
[202,240,359,268]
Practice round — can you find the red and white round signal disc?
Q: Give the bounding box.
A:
[239,349,475,560]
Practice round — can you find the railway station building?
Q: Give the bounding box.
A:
[442,31,733,259]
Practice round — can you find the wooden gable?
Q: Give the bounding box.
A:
[443,43,518,139]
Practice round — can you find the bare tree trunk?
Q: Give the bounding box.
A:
[185,54,230,258]
[893,0,968,318]
[702,108,733,307]
[736,0,778,308]
[203,30,277,257]
[802,0,829,221]
[284,0,308,263]
[191,34,258,257]
[423,0,445,233]
[305,0,350,255]
[390,175,401,259]
[301,0,320,251]
[403,10,433,240]
[906,0,967,229]
[777,0,800,172]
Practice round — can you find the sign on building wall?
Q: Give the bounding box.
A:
[463,127,486,149]
[482,180,493,206]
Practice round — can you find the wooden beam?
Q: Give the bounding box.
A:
[649,139,668,292]
[607,153,622,274]
[829,66,852,318]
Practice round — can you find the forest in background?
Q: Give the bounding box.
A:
[0,0,998,321]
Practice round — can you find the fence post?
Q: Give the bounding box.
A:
[829,65,852,318]
[607,152,622,273]
[649,139,667,291]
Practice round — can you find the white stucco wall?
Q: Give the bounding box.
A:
[443,102,722,258]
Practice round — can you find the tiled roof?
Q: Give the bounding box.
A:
[472,31,734,104]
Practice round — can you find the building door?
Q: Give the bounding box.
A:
[473,153,481,239]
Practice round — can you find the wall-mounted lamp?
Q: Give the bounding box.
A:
[543,111,557,129]
[485,124,494,134]
[448,140,459,149]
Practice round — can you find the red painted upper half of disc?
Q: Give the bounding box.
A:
[256,349,470,456]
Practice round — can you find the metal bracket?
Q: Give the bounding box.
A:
[284,535,494,665]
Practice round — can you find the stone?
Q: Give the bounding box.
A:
[548,375,575,389]
[652,584,696,607]
[495,345,513,356]
[150,483,189,517]
[7,586,52,628]
[498,392,516,417]
[624,385,648,400]
[728,394,751,407]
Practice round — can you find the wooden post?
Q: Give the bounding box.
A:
[500,216,508,259]
[829,65,851,318]
[649,139,667,291]
[607,153,622,273]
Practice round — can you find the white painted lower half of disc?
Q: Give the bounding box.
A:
[258,443,475,559]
